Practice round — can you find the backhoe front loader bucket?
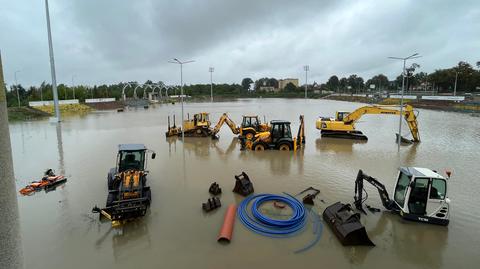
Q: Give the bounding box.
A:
[323,202,375,246]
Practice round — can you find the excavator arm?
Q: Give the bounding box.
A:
[354,170,397,214]
[296,115,305,145]
[343,105,420,142]
[212,113,240,137]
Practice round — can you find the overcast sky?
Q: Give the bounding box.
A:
[0,0,479,87]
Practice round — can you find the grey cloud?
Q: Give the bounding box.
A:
[0,0,478,86]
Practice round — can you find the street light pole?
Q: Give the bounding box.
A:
[303,65,309,99]
[71,75,76,99]
[454,71,458,96]
[14,70,20,107]
[169,58,195,140]
[45,0,60,121]
[388,53,422,152]
[209,67,214,102]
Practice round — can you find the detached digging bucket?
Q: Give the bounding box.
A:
[323,202,375,246]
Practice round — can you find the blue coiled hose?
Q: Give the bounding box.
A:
[237,193,307,237]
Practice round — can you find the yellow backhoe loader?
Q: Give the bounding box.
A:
[211,113,270,139]
[241,115,305,151]
[165,112,213,137]
[316,105,420,142]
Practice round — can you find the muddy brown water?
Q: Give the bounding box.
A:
[10,98,480,269]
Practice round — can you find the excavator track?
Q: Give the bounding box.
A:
[320,130,368,140]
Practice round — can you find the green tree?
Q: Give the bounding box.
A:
[241,78,253,91]
[326,75,339,91]
[365,74,389,91]
[284,82,297,92]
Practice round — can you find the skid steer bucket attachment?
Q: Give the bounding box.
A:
[323,202,375,246]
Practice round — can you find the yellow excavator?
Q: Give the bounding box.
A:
[241,115,305,151]
[165,112,213,137]
[316,105,420,142]
[211,113,270,139]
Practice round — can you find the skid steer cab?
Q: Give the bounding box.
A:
[93,144,156,225]
[354,167,450,226]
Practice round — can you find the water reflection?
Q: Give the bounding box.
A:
[166,136,240,158]
[315,138,367,153]
[56,122,65,175]
[112,221,151,262]
[345,211,448,267]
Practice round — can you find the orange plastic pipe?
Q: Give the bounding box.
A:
[218,204,237,243]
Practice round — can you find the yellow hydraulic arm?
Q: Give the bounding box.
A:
[343,105,420,142]
[212,113,240,136]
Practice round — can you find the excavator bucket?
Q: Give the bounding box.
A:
[323,202,375,246]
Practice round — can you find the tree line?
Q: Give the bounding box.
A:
[4,61,479,107]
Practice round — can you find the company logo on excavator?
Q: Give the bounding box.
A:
[380,111,397,114]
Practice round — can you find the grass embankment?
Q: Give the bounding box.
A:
[35,104,93,115]
[7,107,50,121]
[8,104,94,121]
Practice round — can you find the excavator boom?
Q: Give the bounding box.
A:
[212,113,240,137]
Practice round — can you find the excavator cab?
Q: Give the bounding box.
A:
[392,167,450,225]
[335,111,350,121]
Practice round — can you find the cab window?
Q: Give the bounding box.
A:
[430,179,446,200]
[394,172,410,207]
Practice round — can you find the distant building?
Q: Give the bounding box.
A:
[278,78,299,90]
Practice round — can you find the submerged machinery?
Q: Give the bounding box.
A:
[166,112,213,137]
[92,144,156,225]
[324,167,451,246]
[241,115,305,151]
[353,168,450,225]
[316,104,420,142]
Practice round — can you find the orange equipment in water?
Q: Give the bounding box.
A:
[19,170,67,196]
[218,204,237,243]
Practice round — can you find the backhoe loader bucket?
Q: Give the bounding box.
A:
[233,172,254,196]
[323,202,375,246]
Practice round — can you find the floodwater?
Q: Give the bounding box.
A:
[10,98,480,269]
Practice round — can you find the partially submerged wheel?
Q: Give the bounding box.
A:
[253,142,266,151]
[278,143,291,151]
[244,131,255,140]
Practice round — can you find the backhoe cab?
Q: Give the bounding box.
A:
[240,115,270,139]
[93,144,156,225]
[166,112,213,137]
[354,168,450,225]
[316,105,420,142]
[241,115,305,151]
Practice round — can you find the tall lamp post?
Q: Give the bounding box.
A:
[303,65,309,99]
[453,70,459,96]
[388,53,422,151]
[209,67,214,102]
[45,0,60,121]
[14,70,21,107]
[168,58,195,140]
[71,75,76,99]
